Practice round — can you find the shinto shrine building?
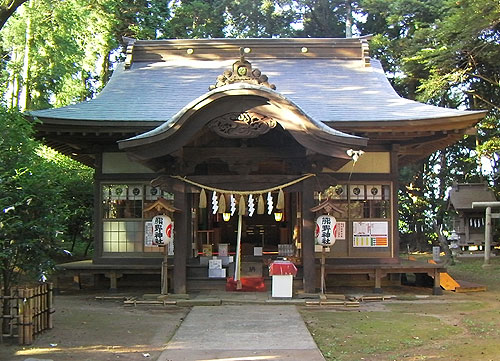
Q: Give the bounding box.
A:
[30,37,486,295]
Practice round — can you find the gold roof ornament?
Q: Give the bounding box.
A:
[209,48,276,90]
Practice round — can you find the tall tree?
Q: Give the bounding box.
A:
[358,0,499,248]
[413,0,500,194]
[169,0,225,38]
[0,109,61,334]
[290,0,359,37]
[1,0,119,109]
[224,0,298,38]
[0,108,93,302]
[0,0,27,30]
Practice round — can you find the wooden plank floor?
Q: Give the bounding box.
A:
[454,280,487,293]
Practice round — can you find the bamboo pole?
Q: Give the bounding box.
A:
[41,284,46,331]
[17,289,23,344]
[40,285,45,332]
[10,288,16,338]
[34,286,39,334]
[0,287,2,343]
[4,284,53,344]
[48,283,53,329]
[9,288,20,337]
[27,288,33,344]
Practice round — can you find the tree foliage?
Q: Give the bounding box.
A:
[0,0,27,29]
[0,0,498,262]
[0,108,93,293]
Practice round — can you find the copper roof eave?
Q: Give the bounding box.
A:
[327,110,487,132]
[30,115,163,128]
[118,84,367,160]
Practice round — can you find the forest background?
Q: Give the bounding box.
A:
[0,0,499,291]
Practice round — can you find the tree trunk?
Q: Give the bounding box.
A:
[435,223,454,266]
[19,0,33,111]
[70,232,77,253]
[0,0,28,30]
[84,238,93,257]
[345,1,352,38]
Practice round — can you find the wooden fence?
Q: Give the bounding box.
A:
[0,283,54,345]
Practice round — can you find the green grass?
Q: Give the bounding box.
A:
[386,301,485,314]
[300,310,460,361]
[301,254,500,361]
[447,257,500,291]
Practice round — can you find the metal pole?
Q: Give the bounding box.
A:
[484,206,492,268]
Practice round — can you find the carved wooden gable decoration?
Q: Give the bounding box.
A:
[209,49,276,91]
[208,112,277,139]
[208,49,278,139]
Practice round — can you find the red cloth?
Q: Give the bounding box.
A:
[269,261,298,276]
[226,277,266,292]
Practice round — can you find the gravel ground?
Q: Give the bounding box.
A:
[0,290,188,361]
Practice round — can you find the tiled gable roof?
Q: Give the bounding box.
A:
[30,57,478,124]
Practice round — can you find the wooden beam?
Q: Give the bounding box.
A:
[178,175,309,192]
[173,180,188,294]
[182,146,305,161]
[302,178,316,293]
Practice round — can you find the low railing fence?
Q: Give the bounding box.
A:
[0,283,54,345]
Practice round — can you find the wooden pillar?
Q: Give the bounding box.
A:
[72,274,81,289]
[373,268,383,293]
[93,152,103,261]
[105,272,122,291]
[173,180,188,294]
[432,269,443,296]
[390,146,400,258]
[302,178,316,293]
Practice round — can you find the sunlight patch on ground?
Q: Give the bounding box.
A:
[15,344,165,356]
[199,357,279,361]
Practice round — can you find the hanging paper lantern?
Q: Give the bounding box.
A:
[257,194,265,215]
[152,215,173,246]
[199,189,207,208]
[315,215,337,246]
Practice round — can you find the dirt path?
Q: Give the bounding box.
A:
[0,292,188,361]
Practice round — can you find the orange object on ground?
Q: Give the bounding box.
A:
[428,259,461,291]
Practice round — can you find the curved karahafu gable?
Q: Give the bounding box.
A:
[118,83,367,161]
